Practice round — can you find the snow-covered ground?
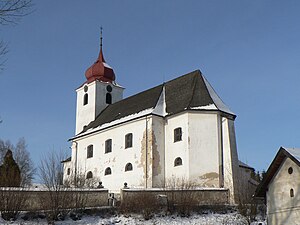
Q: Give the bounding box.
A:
[0,213,266,225]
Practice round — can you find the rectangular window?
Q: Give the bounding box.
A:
[125,133,133,148]
[174,127,182,142]
[105,139,112,153]
[87,145,93,158]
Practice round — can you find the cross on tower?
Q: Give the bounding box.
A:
[100,27,103,48]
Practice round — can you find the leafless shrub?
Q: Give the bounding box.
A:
[163,176,198,216]
[237,198,261,225]
[237,182,263,225]
[38,150,71,222]
[120,192,160,220]
[64,170,96,217]
[0,187,28,220]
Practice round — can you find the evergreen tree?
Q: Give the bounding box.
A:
[0,150,21,187]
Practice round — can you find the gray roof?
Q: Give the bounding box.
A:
[74,70,235,139]
[239,160,254,170]
[61,157,71,163]
[284,147,300,162]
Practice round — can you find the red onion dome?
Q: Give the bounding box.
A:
[85,48,115,83]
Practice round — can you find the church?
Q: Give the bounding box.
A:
[63,36,253,204]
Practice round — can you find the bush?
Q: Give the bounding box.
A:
[164,177,198,216]
[120,192,160,220]
[0,188,28,221]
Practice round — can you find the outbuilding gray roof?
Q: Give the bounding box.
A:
[74,70,235,139]
[284,147,300,162]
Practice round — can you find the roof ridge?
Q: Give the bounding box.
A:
[165,69,201,85]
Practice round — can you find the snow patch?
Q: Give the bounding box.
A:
[2,212,261,225]
[203,76,235,115]
[103,62,113,69]
[190,104,217,110]
[153,86,168,117]
[77,108,154,137]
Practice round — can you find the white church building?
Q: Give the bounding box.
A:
[63,37,252,204]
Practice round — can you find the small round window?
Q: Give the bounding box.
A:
[84,85,88,92]
[288,167,293,174]
[106,85,112,92]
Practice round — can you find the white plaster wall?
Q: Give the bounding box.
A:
[267,158,300,225]
[76,82,97,134]
[94,81,124,117]
[164,113,189,180]
[151,116,165,187]
[63,160,72,184]
[222,118,240,204]
[72,116,150,192]
[75,80,124,134]
[188,112,220,187]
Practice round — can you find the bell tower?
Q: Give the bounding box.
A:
[75,30,124,134]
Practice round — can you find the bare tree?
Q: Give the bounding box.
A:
[14,138,35,185]
[0,40,7,71]
[38,150,71,222]
[0,0,33,25]
[0,0,33,70]
[63,169,97,220]
[0,138,35,186]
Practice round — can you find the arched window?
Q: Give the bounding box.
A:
[105,139,112,153]
[87,145,93,158]
[86,171,93,179]
[174,157,183,167]
[125,163,133,172]
[290,188,294,197]
[105,167,112,176]
[125,133,133,148]
[106,93,112,104]
[174,127,182,142]
[83,93,88,105]
[67,168,71,175]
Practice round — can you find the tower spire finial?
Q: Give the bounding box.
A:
[100,26,103,49]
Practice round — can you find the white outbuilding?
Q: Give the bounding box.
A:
[255,147,300,224]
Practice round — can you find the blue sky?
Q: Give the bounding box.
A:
[1,0,300,175]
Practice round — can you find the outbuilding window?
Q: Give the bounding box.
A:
[105,167,112,176]
[87,145,93,158]
[125,163,133,172]
[125,133,133,148]
[174,127,182,142]
[290,188,294,197]
[83,93,88,105]
[174,157,183,167]
[105,139,112,153]
[86,171,93,179]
